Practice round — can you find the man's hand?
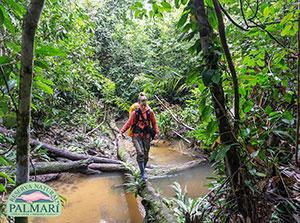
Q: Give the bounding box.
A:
[154,133,159,140]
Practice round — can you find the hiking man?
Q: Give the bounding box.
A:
[118,93,159,180]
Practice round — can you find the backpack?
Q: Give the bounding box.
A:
[128,103,140,137]
[132,107,156,139]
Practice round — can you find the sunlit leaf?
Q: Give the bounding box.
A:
[36,45,66,57]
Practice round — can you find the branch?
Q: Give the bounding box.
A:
[220,3,297,58]
[86,105,107,136]
[246,0,259,21]
[154,95,195,131]
[239,0,249,27]
[212,0,240,131]
[220,4,249,31]
[0,66,18,111]
[172,130,191,143]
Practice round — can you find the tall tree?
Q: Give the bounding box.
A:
[15,0,45,222]
[194,0,256,221]
[211,0,240,131]
[296,0,300,167]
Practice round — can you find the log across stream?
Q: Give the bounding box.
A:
[30,140,212,223]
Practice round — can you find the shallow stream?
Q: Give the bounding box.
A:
[31,140,212,223]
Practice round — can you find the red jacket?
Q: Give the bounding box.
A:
[120,104,159,138]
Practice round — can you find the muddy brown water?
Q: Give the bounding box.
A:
[30,140,212,223]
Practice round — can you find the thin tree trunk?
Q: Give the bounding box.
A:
[15,1,45,222]
[211,0,240,131]
[194,0,256,222]
[194,0,240,188]
[296,0,300,167]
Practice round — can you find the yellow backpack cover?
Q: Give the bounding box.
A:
[128,103,139,137]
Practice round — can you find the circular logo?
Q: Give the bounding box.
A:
[6,182,62,217]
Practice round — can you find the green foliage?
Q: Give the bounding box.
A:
[0,0,299,221]
[0,0,121,128]
[157,111,175,137]
[0,133,16,196]
[94,0,198,104]
[167,182,213,222]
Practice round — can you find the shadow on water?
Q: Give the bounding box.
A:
[31,140,212,223]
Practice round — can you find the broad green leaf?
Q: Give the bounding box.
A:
[175,0,181,8]
[243,100,254,113]
[36,45,66,57]
[263,7,269,17]
[182,0,188,4]
[0,55,11,65]
[0,7,4,26]
[281,23,292,36]
[35,81,54,94]
[280,13,293,26]
[201,69,220,86]
[211,71,220,84]
[0,183,6,192]
[35,60,49,69]
[177,13,188,28]
[6,41,20,53]
[161,1,171,11]
[3,0,25,19]
[0,171,14,183]
[0,156,9,165]
[206,120,217,136]
[133,2,143,8]
[0,5,14,32]
[215,145,232,160]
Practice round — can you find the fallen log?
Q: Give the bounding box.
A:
[117,139,176,223]
[172,130,191,144]
[88,163,126,172]
[30,139,121,164]
[149,159,207,179]
[0,126,121,164]
[30,159,99,175]
[29,161,127,176]
[29,173,60,182]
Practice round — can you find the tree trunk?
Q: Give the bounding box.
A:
[194,0,241,187]
[211,0,240,131]
[194,0,256,221]
[296,0,300,167]
[15,1,45,222]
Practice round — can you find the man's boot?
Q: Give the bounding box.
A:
[138,161,146,180]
